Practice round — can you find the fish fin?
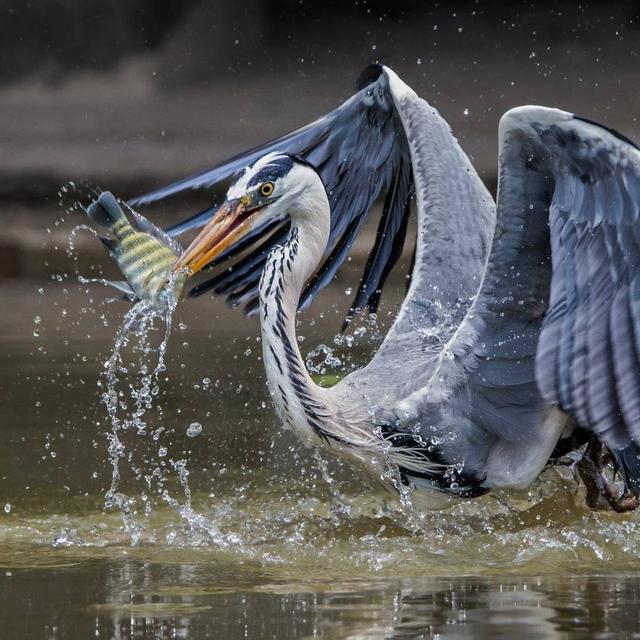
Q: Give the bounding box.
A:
[86,192,128,231]
[129,208,184,256]
[103,279,136,296]
[105,294,137,304]
[98,235,119,257]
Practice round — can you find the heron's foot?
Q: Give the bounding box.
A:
[606,490,640,513]
[577,438,640,512]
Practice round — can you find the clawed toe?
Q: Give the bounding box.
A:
[603,487,639,513]
[577,437,640,512]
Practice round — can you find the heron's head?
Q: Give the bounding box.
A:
[173,152,326,276]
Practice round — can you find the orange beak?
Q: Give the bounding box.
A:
[172,196,259,276]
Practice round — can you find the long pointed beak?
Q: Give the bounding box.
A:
[172,196,257,275]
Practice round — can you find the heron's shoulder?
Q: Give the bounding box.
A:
[498,106,640,161]
[498,105,573,142]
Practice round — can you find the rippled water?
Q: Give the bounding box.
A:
[3,282,640,638]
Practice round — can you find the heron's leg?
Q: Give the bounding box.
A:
[577,438,612,510]
[577,437,640,512]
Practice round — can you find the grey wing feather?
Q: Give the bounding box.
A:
[349,106,640,491]
[478,106,640,449]
[337,71,496,405]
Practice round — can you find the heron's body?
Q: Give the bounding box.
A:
[141,66,640,510]
[249,75,508,499]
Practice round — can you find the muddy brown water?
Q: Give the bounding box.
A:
[2,280,640,639]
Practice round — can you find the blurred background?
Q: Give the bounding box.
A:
[2,0,640,278]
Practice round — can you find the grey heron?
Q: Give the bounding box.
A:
[134,66,640,511]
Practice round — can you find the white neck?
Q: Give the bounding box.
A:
[258,184,332,443]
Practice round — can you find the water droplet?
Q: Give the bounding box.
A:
[3,503,11,514]
[186,422,202,438]
[158,447,168,458]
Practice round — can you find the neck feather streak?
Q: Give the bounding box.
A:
[259,207,334,444]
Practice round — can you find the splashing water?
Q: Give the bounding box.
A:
[100,294,176,543]
[60,188,233,545]
[96,276,232,546]
[66,204,176,537]
[314,451,352,524]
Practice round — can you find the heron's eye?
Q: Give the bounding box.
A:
[260,182,274,197]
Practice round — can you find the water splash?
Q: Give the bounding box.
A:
[100,296,175,543]
[94,276,237,548]
[314,451,352,524]
[61,188,231,545]
[161,458,229,548]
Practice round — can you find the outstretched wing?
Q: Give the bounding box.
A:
[129,65,412,317]
[478,106,640,451]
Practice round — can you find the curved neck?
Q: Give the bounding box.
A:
[258,195,331,441]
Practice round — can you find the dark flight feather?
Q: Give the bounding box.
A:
[129,65,412,320]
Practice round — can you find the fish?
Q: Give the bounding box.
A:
[85,191,188,309]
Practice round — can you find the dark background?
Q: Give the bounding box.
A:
[1,0,640,275]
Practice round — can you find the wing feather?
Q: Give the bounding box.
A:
[486,107,640,448]
[611,283,640,442]
[130,66,412,318]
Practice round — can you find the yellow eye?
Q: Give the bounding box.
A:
[260,182,274,197]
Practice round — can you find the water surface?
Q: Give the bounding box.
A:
[2,282,640,639]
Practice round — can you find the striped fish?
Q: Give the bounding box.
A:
[86,191,187,309]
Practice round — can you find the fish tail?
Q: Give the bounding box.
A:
[86,192,131,239]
